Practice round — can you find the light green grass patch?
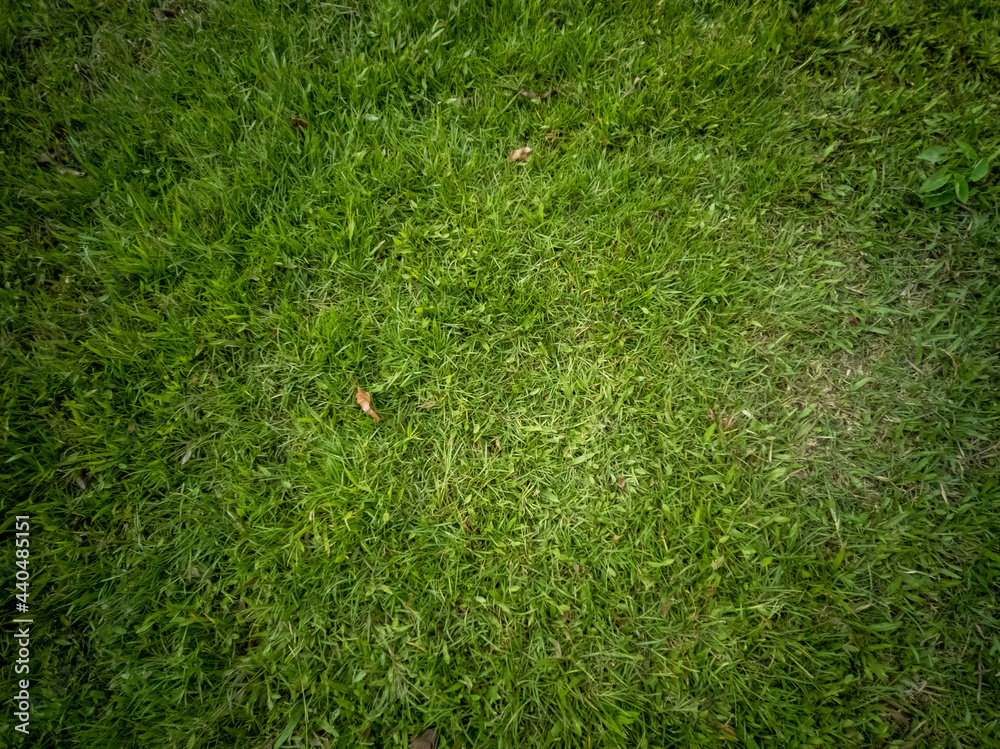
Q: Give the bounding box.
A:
[2,0,999,746]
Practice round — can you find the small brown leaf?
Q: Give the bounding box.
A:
[411,728,437,749]
[508,146,532,163]
[617,475,626,489]
[723,414,736,429]
[419,400,437,409]
[553,640,562,658]
[503,87,556,102]
[37,152,85,176]
[880,707,908,726]
[290,117,309,137]
[707,407,715,421]
[356,386,381,422]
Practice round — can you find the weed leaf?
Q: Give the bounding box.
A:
[955,140,978,161]
[917,145,949,163]
[919,167,951,193]
[969,158,990,182]
[954,174,969,203]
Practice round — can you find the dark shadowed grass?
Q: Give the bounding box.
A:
[2,0,999,746]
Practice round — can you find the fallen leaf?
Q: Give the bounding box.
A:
[75,474,87,490]
[723,414,736,429]
[617,475,626,489]
[181,446,193,465]
[411,728,437,749]
[502,87,556,102]
[290,117,309,137]
[545,10,565,25]
[508,146,532,163]
[356,387,381,422]
[53,164,84,177]
[37,152,85,176]
[553,640,562,658]
[419,400,437,409]
[880,707,908,726]
[707,407,715,421]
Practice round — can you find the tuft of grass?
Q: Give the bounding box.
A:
[2,0,999,746]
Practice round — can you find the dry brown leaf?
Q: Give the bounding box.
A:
[707,407,715,421]
[723,414,736,429]
[411,728,437,749]
[880,707,908,726]
[356,386,381,421]
[553,640,562,658]
[37,152,85,176]
[508,146,532,163]
[290,117,309,137]
[502,87,556,102]
[623,75,642,97]
[617,475,626,489]
[419,400,437,409]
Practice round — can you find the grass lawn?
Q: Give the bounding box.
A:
[3,0,1000,746]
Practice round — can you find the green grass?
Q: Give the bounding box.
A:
[2,0,1000,746]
